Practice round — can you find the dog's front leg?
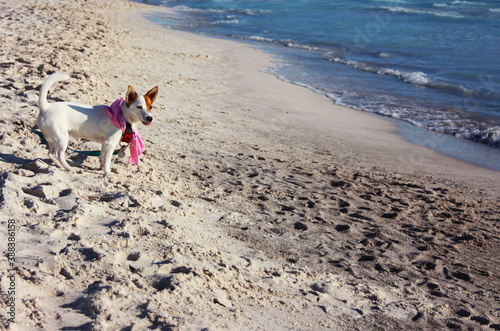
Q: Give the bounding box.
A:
[101,142,115,176]
[99,149,105,171]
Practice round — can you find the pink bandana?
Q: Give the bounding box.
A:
[106,98,144,165]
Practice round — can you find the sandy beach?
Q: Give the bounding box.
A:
[1,0,499,329]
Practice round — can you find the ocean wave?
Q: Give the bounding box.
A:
[380,69,431,85]
[381,0,408,3]
[451,0,487,6]
[244,35,275,42]
[337,93,500,147]
[171,5,225,14]
[280,40,322,51]
[320,51,480,98]
[236,8,271,16]
[214,19,239,24]
[230,34,279,44]
[333,90,500,147]
[214,18,239,25]
[381,6,465,18]
[454,126,500,146]
[230,34,325,51]
[171,5,269,17]
[435,1,493,11]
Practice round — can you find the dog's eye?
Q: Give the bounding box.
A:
[137,105,143,110]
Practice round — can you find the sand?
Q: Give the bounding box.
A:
[0,0,499,330]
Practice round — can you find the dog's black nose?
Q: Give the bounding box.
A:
[145,115,153,123]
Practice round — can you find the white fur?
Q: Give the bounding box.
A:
[37,72,157,176]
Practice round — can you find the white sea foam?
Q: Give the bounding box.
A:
[381,6,465,18]
[322,53,434,87]
[382,69,431,85]
[321,51,485,104]
[451,0,486,6]
[279,40,322,51]
[246,35,274,42]
[382,0,408,3]
[172,5,225,13]
[240,8,271,15]
[214,18,239,24]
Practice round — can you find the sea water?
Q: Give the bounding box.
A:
[135,0,500,170]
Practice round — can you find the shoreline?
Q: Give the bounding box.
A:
[140,1,500,167]
[271,68,500,172]
[138,9,500,195]
[274,70,500,172]
[387,116,500,172]
[140,4,500,181]
[0,0,499,329]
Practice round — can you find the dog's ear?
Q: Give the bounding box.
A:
[145,86,158,104]
[126,85,139,107]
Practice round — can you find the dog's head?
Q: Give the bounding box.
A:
[124,85,158,125]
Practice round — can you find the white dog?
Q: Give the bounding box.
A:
[37,72,158,175]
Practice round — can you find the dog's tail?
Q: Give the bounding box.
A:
[38,72,70,113]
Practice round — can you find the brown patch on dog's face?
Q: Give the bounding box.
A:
[144,86,158,112]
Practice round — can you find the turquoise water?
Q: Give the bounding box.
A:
[135,0,500,155]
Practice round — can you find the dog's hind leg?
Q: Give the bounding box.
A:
[45,138,63,168]
[48,144,59,167]
[53,135,72,171]
[56,149,72,171]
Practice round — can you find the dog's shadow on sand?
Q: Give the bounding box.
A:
[0,126,94,170]
[68,152,90,167]
[0,152,30,166]
[0,151,96,174]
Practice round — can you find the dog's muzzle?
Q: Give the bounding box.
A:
[143,115,153,125]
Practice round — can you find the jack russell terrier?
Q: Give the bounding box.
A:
[37,72,158,176]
